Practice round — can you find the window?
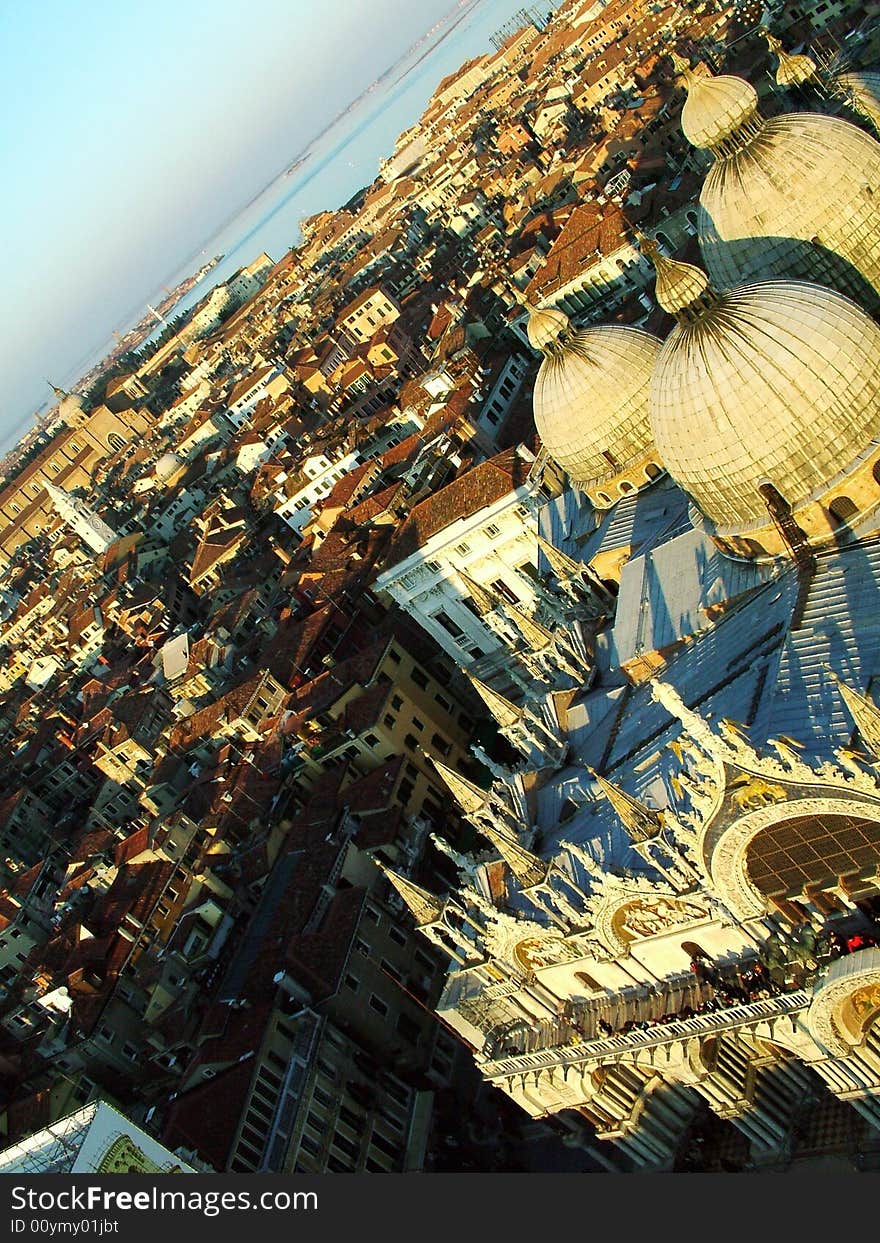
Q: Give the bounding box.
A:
[431,733,451,757]
[397,779,415,804]
[411,716,424,732]
[383,714,396,729]
[391,694,403,711]
[368,995,389,1017]
[344,974,360,992]
[491,578,519,605]
[388,648,401,664]
[434,693,452,713]
[404,733,418,752]
[396,1013,421,1044]
[829,495,858,524]
[410,667,428,690]
[388,926,407,948]
[435,611,465,639]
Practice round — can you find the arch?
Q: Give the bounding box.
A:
[619,480,635,495]
[808,948,880,1054]
[873,460,880,488]
[745,811,880,902]
[681,940,710,962]
[706,795,880,921]
[574,970,603,992]
[828,494,858,525]
[596,491,612,506]
[107,433,126,453]
[742,538,767,558]
[644,462,662,481]
[655,230,674,252]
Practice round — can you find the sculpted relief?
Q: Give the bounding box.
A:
[611,896,708,943]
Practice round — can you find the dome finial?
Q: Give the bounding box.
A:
[670,50,695,83]
[636,237,716,322]
[760,28,817,88]
[48,380,67,399]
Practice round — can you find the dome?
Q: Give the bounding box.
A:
[526,305,571,352]
[761,31,817,88]
[50,383,86,423]
[154,451,183,482]
[679,60,880,312]
[529,306,662,495]
[697,112,880,309]
[649,265,880,532]
[837,72,880,136]
[674,61,759,152]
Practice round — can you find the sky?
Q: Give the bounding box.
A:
[0,0,472,441]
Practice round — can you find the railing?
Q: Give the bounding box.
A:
[479,990,811,1079]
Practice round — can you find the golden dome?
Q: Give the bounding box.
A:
[694,104,880,312]
[674,59,760,153]
[837,71,880,135]
[761,31,817,88]
[649,264,880,533]
[530,305,662,497]
[526,304,572,352]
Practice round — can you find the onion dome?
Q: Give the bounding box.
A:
[836,71,880,136]
[528,303,662,500]
[526,305,571,352]
[154,451,183,482]
[761,31,817,88]
[671,53,760,154]
[646,251,880,535]
[676,62,880,311]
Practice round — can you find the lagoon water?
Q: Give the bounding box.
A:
[137,0,539,337]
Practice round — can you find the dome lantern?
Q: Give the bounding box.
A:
[637,235,718,322]
[761,30,818,88]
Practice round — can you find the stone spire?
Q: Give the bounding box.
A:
[465,671,523,728]
[455,566,503,617]
[476,822,547,888]
[829,670,880,756]
[536,533,585,584]
[588,768,664,843]
[430,757,490,815]
[499,598,554,651]
[376,862,442,926]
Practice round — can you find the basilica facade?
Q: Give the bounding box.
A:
[378,36,880,1169]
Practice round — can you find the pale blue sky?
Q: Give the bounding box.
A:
[0,0,469,438]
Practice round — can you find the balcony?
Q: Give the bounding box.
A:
[480,991,812,1080]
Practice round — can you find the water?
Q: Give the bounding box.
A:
[123,0,542,348]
